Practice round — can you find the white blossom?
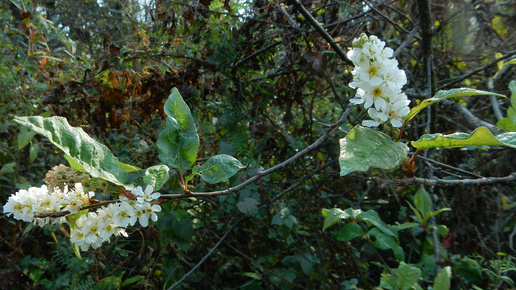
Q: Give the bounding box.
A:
[347,33,410,128]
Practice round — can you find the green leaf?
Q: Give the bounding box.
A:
[158,88,200,171]
[119,162,141,173]
[433,266,451,290]
[380,262,422,290]
[405,88,505,122]
[423,208,451,224]
[282,254,318,275]
[339,126,408,176]
[497,117,516,132]
[68,209,88,259]
[502,194,516,211]
[122,275,145,287]
[367,228,404,261]
[196,154,244,184]
[358,210,396,237]
[0,162,16,174]
[157,210,193,251]
[407,202,424,225]
[14,116,128,185]
[237,197,259,215]
[496,132,516,147]
[504,58,516,67]
[272,208,298,229]
[29,141,39,163]
[412,127,516,149]
[497,80,516,132]
[143,165,170,191]
[332,223,364,242]
[414,186,432,217]
[17,127,37,150]
[322,208,352,232]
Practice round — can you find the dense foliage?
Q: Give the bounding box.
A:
[1,0,516,289]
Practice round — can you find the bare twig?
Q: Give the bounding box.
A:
[442,99,503,135]
[291,0,352,65]
[363,0,420,41]
[373,173,516,188]
[409,153,484,178]
[438,50,516,89]
[393,25,420,59]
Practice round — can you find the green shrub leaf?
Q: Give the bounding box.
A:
[433,266,451,290]
[14,116,128,186]
[497,80,516,131]
[322,208,351,231]
[196,154,244,184]
[143,165,170,191]
[411,126,516,149]
[405,88,505,122]
[339,126,408,176]
[414,186,432,217]
[380,262,421,290]
[332,223,364,242]
[158,88,200,171]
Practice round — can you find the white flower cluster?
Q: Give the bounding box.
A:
[3,184,162,251]
[3,183,91,226]
[347,33,410,128]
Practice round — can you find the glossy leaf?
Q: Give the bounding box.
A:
[332,223,364,242]
[143,165,170,191]
[405,88,505,122]
[158,88,200,171]
[339,126,408,176]
[433,266,451,290]
[414,186,432,218]
[196,154,244,184]
[367,228,404,261]
[14,116,128,186]
[322,208,352,231]
[412,127,516,149]
[358,210,396,237]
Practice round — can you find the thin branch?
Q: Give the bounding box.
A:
[409,153,484,178]
[393,25,420,59]
[373,173,516,188]
[33,200,119,219]
[291,0,352,65]
[438,50,516,89]
[442,99,503,135]
[166,221,241,289]
[363,0,421,41]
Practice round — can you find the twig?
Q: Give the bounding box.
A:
[442,99,503,135]
[166,221,241,289]
[409,153,484,178]
[393,25,420,59]
[33,200,120,219]
[363,0,420,40]
[373,173,516,187]
[488,61,512,121]
[291,0,352,65]
[438,50,516,89]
